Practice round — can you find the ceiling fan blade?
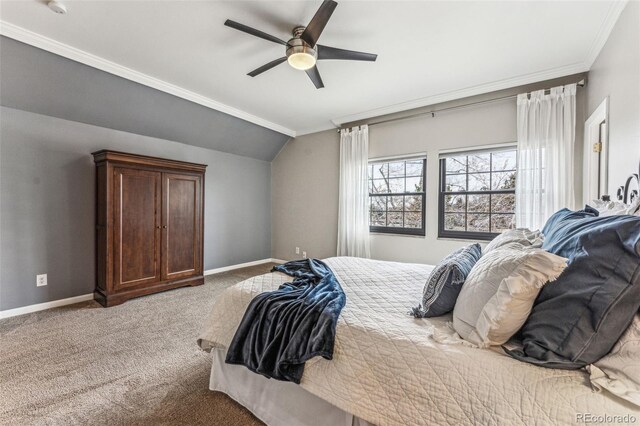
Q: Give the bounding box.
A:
[248,57,288,77]
[305,65,325,89]
[300,0,338,47]
[317,45,378,61]
[224,19,287,45]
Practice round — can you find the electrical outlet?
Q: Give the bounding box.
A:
[36,274,47,287]
[295,247,300,255]
[302,251,307,259]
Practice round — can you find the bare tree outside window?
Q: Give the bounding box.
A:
[369,158,426,236]
[439,148,516,240]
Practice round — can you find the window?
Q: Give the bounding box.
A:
[369,157,426,236]
[438,147,516,240]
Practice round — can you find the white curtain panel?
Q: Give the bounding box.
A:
[515,84,577,230]
[337,125,371,258]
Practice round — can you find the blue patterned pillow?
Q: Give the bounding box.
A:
[411,244,482,318]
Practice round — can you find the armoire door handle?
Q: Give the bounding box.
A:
[162,225,167,229]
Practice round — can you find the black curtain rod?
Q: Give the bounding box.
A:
[337,79,585,132]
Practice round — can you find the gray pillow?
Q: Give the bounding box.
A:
[411,244,481,318]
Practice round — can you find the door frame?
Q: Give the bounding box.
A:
[583,97,609,203]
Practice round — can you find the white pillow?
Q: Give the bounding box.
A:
[453,244,567,347]
[483,228,543,254]
[588,314,640,407]
[590,198,640,217]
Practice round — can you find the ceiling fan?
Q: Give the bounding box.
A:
[224,0,378,89]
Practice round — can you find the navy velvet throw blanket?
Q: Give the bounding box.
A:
[225,259,346,383]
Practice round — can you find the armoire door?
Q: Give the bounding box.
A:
[113,167,162,290]
[162,173,202,281]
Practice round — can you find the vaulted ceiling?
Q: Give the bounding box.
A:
[0,1,626,137]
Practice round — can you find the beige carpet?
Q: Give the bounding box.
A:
[0,264,276,426]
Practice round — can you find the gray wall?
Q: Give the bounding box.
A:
[0,36,289,162]
[587,1,640,194]
[271,130,340,261]
[0,107,272,311]
[272,83,586,266]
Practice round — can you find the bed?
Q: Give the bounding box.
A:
[198,256,639,426]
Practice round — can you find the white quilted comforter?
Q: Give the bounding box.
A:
[198,257,639,425]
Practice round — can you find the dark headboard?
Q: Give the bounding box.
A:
[616,161,640,204]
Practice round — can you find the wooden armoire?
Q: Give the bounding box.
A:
[93,150,207,307]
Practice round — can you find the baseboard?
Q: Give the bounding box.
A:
[1,259,289,320]
[203,258,285,276]
[0,293,95,320]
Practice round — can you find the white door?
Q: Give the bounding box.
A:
[583,98,609,204]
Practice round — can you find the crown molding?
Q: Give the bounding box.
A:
[332,1,627,128]
[1,0,625,139]
[331,61,589,127]
[295,123,339,137]
[0,21,296,137]
[583,0,628,69]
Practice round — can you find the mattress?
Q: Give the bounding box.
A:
[198,257,640,425]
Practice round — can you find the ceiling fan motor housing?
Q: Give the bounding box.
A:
[286,27,317,59]
[286,27,317,70]
[286,39,317,60]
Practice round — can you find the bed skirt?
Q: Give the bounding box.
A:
[209,349,372,426]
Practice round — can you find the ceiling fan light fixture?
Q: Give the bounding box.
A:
[286,39,317,71]
[287,52,316,70]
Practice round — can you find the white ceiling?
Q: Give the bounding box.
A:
[0,1,626,136]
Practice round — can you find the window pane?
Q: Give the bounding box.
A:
[370,196,386,212]
[405,212,422,228]
[388,161,405,178]
[446,156,467,174]
[468,154,491,173]
[388,178,404,193]
[406,176,423,193]
[371,179,389,193]
[468,194,490,213]
[405,195,422,211]
[388,196,403,211]
[492,171,516,190]
[371,211,386,226]
[492,150,517,171]
[387,212,403,227]
[444,194,466,212]
[371,163,388,179]
[491,194,515,213]
[445,174,466,192]
[368,158,426,232]
[444,213,465,231]
[491,214,515,233]
[406,160,424,177]
[468,214,490,232]
[468,173,491,191]
[439,147,518,239]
